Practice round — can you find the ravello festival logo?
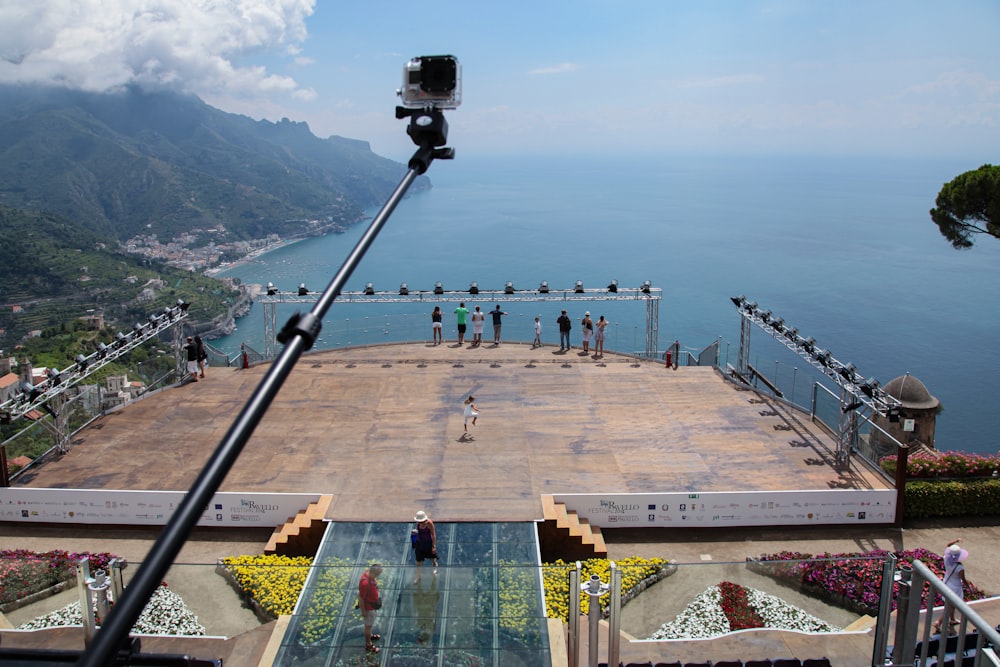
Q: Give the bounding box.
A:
[593,499,640,514]
[233,499,279,514]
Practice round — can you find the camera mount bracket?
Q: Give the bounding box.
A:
[396,106,455,174]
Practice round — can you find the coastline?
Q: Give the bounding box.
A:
[204,236,307,277]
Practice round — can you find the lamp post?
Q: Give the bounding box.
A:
[583,573,610,667]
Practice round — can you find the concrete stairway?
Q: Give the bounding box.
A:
[538,495,608,562]
[264,495,334,557]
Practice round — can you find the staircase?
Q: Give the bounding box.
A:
[264,495,334,557]
[538,495,608,562]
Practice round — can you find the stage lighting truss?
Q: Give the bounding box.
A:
[0,304,189,423]
[729,294,900,416]
[731,295,902,468]
[257,282,663,359]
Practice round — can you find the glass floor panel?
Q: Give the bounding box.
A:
[273,521,552,666]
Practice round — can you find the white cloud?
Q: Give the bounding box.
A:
[0,0,315,100]
[528,63,581,76]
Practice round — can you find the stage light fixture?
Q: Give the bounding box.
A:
[96,342,109,359]
[860,377,880,399]
[842,400,864,413]
[801,337,816,353]
[148,313,160,325]
[114,332,128,347]
[641,280,652,294]
[433,281,444,294]
[469,281,479,294]
[21,382,42,402]
[266,282,278,296]
[784,327,798,340]
[730,294,747,309]
[504,281,515,294]
[574,280,584,293]
[298,283,309,296]
[839,362,858,382]
[887,407,902,423]
[399,282,409,295]
[364,282,375,295]
[607,279,618,293]
[538,281,549,294]
[46,368,61,385]
[745,301,757,314]
[133,322,146,335]
[770,317,785,333]
[758,309,771,323]
[815,349,832,367]
[176,299,190,311]
[76,354,89,372]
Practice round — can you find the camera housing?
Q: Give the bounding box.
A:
[398,55,462,110]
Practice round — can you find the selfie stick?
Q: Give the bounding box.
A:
[79,109,454,666]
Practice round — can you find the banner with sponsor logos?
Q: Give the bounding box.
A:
[0,487,319,527]
[555,488,896,528]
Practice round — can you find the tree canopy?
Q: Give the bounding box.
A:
[929,164,1000,249]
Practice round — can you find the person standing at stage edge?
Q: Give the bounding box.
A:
[557,310,572,351]
[490,304,508,345]
[580,311,594,354]
[454,302,469,345]
[184,336,200,382]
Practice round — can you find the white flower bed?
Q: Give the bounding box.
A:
[17,585,205,636]
[649,584,840,640]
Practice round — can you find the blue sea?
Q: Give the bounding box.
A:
[214,153,1000,455]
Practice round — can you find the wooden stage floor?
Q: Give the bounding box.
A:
[16,342,891,522]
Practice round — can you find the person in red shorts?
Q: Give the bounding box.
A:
[358,563,383,653]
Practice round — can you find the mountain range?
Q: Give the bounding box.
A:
[0,84,425,243]
[0,84,425,350]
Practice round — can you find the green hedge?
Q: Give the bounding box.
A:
[904,479,1000,519]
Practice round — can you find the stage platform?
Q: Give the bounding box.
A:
[15,341,891,522]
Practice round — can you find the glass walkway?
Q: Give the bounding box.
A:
[273,521,552,666]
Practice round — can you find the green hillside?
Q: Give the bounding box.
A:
[0,205,242,352]
[0,84,426,243]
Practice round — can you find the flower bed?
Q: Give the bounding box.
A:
[542,556,672,622]
[0,549,118,612]
[220,553,353,645]
[16,583,204,636]
[649,582,840,640]
[747,549,987,617]
[881,450,1000,479]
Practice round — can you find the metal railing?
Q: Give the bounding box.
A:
[889,559,1000,667]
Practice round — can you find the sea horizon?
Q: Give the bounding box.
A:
[214,152,1000,455]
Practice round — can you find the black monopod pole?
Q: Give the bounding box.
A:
[78,114,452,666]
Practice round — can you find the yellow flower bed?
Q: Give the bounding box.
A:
[542,557,668,622]
[221,554,354,645]
[222,554,311,617]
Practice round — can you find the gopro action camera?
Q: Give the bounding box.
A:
[398,55,462,110]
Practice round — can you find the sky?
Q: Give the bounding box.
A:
[1,1,999,163]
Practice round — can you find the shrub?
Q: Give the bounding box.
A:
[905,479,1000,519]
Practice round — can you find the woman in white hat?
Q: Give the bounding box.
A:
[412,510,438,583]
[934,538,968,633]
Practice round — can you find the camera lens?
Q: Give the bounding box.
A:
[419,57,457,93]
